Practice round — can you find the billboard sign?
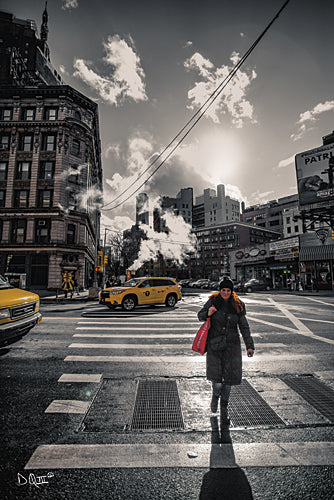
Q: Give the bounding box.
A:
[295,143,334,207]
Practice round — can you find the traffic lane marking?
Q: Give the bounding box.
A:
[268,298,334,345]
[68,343,286,349]
[72,333,263,338]
[58,374,102,383]
[45,400,90,413]
[25,442,334,469]
[64,354,315,362]
[305,297,334,307]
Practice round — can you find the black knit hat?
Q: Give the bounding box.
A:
[219,276,234,292]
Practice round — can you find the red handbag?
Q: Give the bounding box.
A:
[192,318,210,355]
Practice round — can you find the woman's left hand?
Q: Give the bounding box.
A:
[247,348,254,357]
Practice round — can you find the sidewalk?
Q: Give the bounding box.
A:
[35,288,91,303]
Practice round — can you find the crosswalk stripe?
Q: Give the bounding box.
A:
[68,343,286,349]
[78,321,200,325]
[58,374,102,383]
[45,400,90,413]
[76,326,199,331]
[25,442,334,469]
[64,354,314,362]
[72,333,262,338]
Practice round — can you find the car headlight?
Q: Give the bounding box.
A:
[110,291,123,295]
[35,300,40,310]
[0,308,10,319]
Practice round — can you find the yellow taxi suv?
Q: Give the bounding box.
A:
[99,277,182,311]
[0,275,42,347]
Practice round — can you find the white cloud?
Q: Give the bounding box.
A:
[59,64,69,76]
[249,190,275,205]
[291,100,334,141]
[184,51,257,127]
[62,0,78,10]
[278,155,295,168]
[73,35,147,106]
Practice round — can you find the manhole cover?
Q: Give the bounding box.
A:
[131,380,184,430]
[281,375,334,423]
[229,380,285,427]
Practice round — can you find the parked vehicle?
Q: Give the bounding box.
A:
[178,279,192,287]
[99,276,182,311]
[0,275,42,347]
[243,278,272,293]
[191,279,210,288]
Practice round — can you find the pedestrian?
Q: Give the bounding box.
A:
[197,276,255,426]
[73,278,80,296]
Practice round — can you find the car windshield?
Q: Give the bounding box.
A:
[123,278,145,287]
[0,275,13,289]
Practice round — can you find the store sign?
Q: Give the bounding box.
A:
[270,237,299,260]
[295,143,334,207]
[235,251,244,259]
[249,248,260,257]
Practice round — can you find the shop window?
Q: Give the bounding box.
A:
[11,219,27,244]
[38,190,53,208]
[16,161,31,180]
[67,223,76,244]
[0,190,5,207]
[0,108,12,121]
[0,162,8,180]
[41,133,56,151]
[14,190,29,208]
[35,219,51,243]
[0,134,10,151]
[39,161,55,180]
[19,134,33,152]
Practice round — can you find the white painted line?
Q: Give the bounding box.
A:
[69,343,192,349]
[44,400,90,414]
[76,327,198,331]
[69,342,285,350]
[25,442,334,469]
[78,321,200,325]
[269,298,334,345]
[247,315,300,333]
[295,317,334,325]
[57,374,102,383]
[304,297,334,307]
[73,333,263,339]
[64,354,313,363]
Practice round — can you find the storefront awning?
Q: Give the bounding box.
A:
[299,244,334,261]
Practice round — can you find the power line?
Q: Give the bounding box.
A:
[101,0,291,212]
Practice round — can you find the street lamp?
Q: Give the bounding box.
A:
[102,227,114,289]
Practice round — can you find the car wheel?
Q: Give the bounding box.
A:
[246,286,253,293]
[122,296,136,311]
[165,294,177,307]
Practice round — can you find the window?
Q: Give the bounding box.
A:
[295,226,299,233]
[287,227,291,234]
[71,138,80,155]
[68,164,79,184]
[0,220,2,241]
[0,162,7,180]
[16,161,31,180]
[67,224,76,244]
[14,190,29,208]
[42,133,56,151]
[38,190,53,208]
[0,190,5,207]
[0,134,10,151]
[22,108,35,121]
[0,108,12,121]
[286,217,291,224]
[19,134,33,152]
[39,161,55,180]
[68,191,77,210]
[74,110,81,120]
[44,108,58,121]
[35,219,51,243]
[11,219,27,244]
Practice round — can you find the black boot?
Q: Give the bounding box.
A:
[210,394,219,413]
[220,401,231,427]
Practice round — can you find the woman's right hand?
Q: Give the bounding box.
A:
[208,305,217,317]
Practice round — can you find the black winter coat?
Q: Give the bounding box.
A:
[198,293,255,385]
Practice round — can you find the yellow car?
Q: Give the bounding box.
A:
[99,277,182,311]
[0,275,42,347]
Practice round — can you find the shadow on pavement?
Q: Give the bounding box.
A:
[199,416,253,500]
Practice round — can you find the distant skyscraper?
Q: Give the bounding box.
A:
[193,184,240,228]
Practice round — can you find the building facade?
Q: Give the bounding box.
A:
[0,9,102,290]
[193,184,240,228]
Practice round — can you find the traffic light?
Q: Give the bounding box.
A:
[104,255,108,264]
[332,230,334,240]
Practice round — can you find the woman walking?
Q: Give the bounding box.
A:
[198,277,255,426]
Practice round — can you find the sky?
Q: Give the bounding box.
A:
[2,0,334,235]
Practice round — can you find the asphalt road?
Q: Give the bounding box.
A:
[1,291,333,499]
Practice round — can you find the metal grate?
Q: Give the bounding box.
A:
[229,379,285,427]
[281,375,334,423]
[131,380,184,430]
